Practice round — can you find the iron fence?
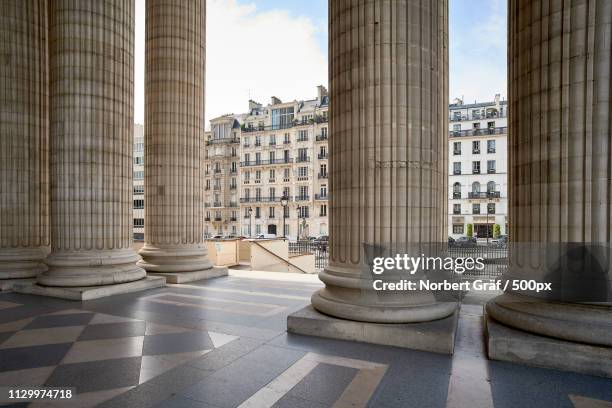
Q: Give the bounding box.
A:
[448,244,508,280]
[289,241,329,269]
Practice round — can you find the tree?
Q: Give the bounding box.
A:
[493,224,501,238]
[466,223,473,237]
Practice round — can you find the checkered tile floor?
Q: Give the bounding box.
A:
[0,308,237,407]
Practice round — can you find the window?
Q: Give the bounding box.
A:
[298,130,308,141]
[134,156,143,165]
[321,127,328,137]
[255,135,261,146]
[284,133,290,144]
[453,182,461,199]
[269,169,275,181]
[283,205,289,218]
[487,181,496,193]
[269,207,275,218]
[256,224,261,234]
[453,162,461,175]
[255,207,261,218]
[298,148,308,162]
[283,186,290,199]
[320,185,327,197]
[133,185,144,194]
[472,141,480,154]
[472,181,481,194]
[272,107,294,129]
[255,152,261,164]
[269,187,276,200]
[472,161,481,174]
[269,134,276,145]
[319,146,327,158]
[231,162,237,172]
[320,205,327,216]
[269,151,275,162]
[453,204,461,214]
[472,204,480,214]
[134,218,144,227]
[244,171,250,182]
[133,199,144,209]
[453,142,461,155]
[298,206,309,218]
[284,168,290,181]
[298,166,308,179]
[453,124,461,131]
[487,203,496,214]
[255,170,261,181]
[244,188,250,199]
[299,185,308,199]
[487,140,496,153]
[284,224,289,236]
[244,153,250,163]
[255,188,262,201]
[134,171,144,180]
[487,160,496,173]
[452,224,464,234]
[487,121,495,129]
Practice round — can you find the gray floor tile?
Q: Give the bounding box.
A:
[24,313,94,329]
[143,331,214,356]
[153,395,222,408]
[273,395,327,408]
[0,332,14,346]
[276,363,357,406]
[186,337,265,372]
[45,356,142,393]
[78,321,146,340]
[0,343,72,372]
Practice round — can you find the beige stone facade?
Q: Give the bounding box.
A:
[0,0,49,284]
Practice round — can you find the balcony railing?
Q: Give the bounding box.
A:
[297,137,309,142]
[206,137,239,146]
[453,170,461,175]
[241,158,293,166]
[318,173,328,179]
[468,191,501,199]
[487,148,496,153]
[213,202,222,207]
[240,196,291,203]
[315,194,328,200]
[214,217,222,221]
[473,149,480,154]
[316,134,328,141]
[453,150,461,155]
[318,153,328,159]
[296,157,310,163]
[295,195,310,201]
[230,217,237,221]
[230,184,237,190]
[453,192,461,199]
[472,169,481,174]
[204,217,211,221]
[449,127,508,138]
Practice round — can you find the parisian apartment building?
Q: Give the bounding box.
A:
[204,85,330,239]
[133,123,145,240]
[448,94,508,239]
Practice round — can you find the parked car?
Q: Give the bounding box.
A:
[314,235,328,248]
[454,236,477,247]
[211,235,222,239]
[255,233,276,239]
[448,236,455,246]
[491,235,508,247]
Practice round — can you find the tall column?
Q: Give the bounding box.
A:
[311,0,453,323]
[486,0,612,376]
[139,0,222,283]
[0,0,49,288]
[35,0,147,289]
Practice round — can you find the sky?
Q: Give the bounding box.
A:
[134,0,507,127]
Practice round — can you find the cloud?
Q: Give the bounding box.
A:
[133,0,328,128]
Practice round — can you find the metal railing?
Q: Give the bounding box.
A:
[241,158,294,166]
[448,243,507,280]
[206,138,239,146]
[468,191,501,199]
[289,241,329,269]
[449,127,508,138]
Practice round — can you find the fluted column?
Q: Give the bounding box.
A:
[486,0,612,368]
[0,0,49,284]
[311,0,453,323]
[138,0,215,279]
[36,0,146,287]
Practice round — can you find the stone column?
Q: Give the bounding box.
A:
[27,0,163,298]
[0,0,49,290]
[309,0,454,326]
[139,0,224,283]
[486,0,612,377]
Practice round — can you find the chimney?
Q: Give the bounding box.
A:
[271,96,282,105]
[317,85,328,103]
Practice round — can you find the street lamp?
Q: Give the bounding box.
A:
[280,195,289,239]
[247,206,253,237]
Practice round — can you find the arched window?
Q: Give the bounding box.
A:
[453,182,461,193]
[487,181,495,193]
[472,182,481,193]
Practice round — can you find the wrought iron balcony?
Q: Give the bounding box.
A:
[468,191,501,199]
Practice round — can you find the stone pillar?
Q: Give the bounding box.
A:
[25,0,165,298]
[485,0,612,377]
[139,0,224,283]
[0,0,49,290]
[288,0,455,353]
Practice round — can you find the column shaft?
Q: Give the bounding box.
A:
[0,0,49,281]
[138,0,213,276]
[37,0,145,287]
[487,0,612,346]
[312,0,453,323]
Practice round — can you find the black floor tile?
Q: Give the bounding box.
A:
[78,321,146,341]
[45,357,142,394]
[143,331,214,356]
[24,313,94,330]
[0,343,72,372]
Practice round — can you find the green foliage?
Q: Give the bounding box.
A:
[493,224,501,238]
[466,223,473,237]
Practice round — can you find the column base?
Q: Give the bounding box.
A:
[287,305,459,354]
[485,314,612,378]
[1,278,36,292]
[151,266,228,284]
[37,248,146,287]
[0,247,49,280]
[13,276,165,301]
